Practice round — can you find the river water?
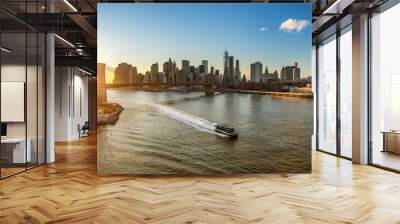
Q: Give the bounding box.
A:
[97,90,313,174]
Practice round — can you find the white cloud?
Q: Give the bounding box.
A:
[259,27,268,32]
[279,19,310,32]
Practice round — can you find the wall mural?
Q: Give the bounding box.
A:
[97,3,313,175]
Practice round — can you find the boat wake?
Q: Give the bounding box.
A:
[139,101,227,137]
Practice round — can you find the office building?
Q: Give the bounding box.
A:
[182,60,190,82]
[158,72,166,83]
[129,66,139,83]
[250,62,263,82]
[202,60,208,74]
[293,62,300,80]
[189,65,195,74]
[163,58,176,83]
[280,62,301,81]
[228,56,234,85]
[199,64,206,74]
[114,63,132,84]
[222,48,235,86]
[151,63,159,83]
[266,70,279,81]
[115,63,140,84]
[235,59,241,85]
[223,47,229,85]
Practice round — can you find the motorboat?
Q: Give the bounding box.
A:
[215,124,238,138]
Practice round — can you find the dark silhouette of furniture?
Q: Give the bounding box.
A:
[382,131,400,154]
[79,121,90,138]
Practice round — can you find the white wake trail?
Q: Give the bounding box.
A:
[136,100,227,137]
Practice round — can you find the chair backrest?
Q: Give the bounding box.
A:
[82,121,90,129]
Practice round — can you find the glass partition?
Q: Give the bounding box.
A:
[0,2,46,179]
[370,3,400,171]
[1,31,28,177]
[317,35,337,154]
[339,26,352,158]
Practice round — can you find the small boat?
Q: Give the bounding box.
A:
[215,124,238,138]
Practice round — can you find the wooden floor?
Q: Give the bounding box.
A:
[1,135,400,224]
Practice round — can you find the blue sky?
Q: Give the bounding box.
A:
[98,3,311,78]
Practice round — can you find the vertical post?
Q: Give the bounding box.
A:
[367,12,373,165]
[46,0,56,163]
[0,25,2,179]
[25,3,28,170]
[314,45,319,151]
[336,28,341,156]
[352,14,369,164]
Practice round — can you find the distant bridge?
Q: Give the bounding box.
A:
[105,82,213,88]
[106,82,217,96]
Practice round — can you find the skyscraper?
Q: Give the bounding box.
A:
[293,62,301,80]
[114,62,133,84]
[182,60,190,83]
[250,62,263,82]
[114,63,141,84]
[199,64,206,74]
[222,47,237,86]
[235,59,241,85]
[202,60,208,74]
[172,60,177,84]
[130,66,140,84]
[189,65,195,73]
[151,63,159,83]
[163,58,175,83]
[228,56,234,86]
[223,47,229,86]
[215,69,221,84]
[144,71,151,83]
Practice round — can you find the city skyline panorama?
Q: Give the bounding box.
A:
[101,56,303,77]
[98,3,311,79]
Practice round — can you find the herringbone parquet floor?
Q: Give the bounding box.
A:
[1,135,400,224]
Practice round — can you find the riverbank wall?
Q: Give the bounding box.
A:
[222,89,313,98]
[97,103,123,125]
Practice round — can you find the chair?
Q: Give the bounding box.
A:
[79,121,90,138]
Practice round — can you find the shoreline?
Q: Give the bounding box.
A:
[97,103,123,125]
[106,87,313,99]
[222,89,313,98]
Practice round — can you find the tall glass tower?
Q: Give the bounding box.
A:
[223,46,229,86]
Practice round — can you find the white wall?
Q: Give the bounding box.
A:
[1,63,46,164]
[1,65,26,134]
[1,65,33,138]
[55,67,89,141]
[55,66,70,141]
